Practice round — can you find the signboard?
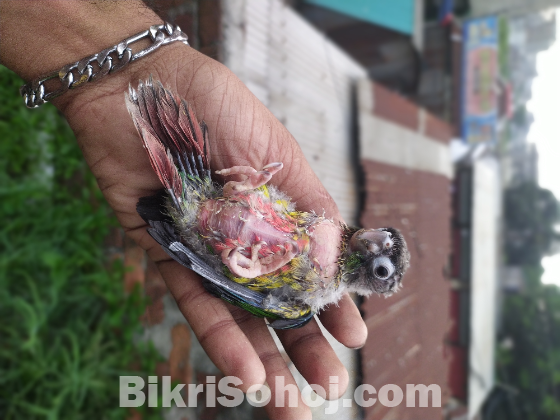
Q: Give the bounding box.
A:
[461,17,499,144]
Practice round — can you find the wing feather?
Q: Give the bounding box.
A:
[144,216,312,329]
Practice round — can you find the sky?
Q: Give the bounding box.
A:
[526,10,560,286]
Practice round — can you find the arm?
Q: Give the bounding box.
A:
[0,1,367,418]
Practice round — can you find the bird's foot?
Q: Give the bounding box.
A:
[216,162,283,197]
[221,241,296,278]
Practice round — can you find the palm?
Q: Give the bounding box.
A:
[56,44,367,420]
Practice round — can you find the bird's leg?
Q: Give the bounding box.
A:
[251,241,266,262]
[216,162,283,197]
[221,241,296,278]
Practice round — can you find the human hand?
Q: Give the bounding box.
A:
[0,2,367,418]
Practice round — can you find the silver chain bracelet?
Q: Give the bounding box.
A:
[20,22,188,109]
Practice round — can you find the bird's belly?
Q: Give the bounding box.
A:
[197,199,296,250]
[198,198,342,287]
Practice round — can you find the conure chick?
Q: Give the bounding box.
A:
[126,78,410,329]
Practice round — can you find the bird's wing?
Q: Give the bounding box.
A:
[139,204,313,329]
[126,77,217,212]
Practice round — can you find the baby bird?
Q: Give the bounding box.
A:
[126,79,410,329]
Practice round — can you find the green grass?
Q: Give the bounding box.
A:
[0,66,163,419]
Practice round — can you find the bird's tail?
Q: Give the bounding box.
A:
[125,77,216,212]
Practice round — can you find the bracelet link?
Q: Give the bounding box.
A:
[111,49,133,73]
[92,57,112,81]
[20,23,189,108]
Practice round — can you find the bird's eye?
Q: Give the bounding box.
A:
[375,266,389,278]
[373,256,395,280]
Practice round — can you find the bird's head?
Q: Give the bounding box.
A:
[344,227,410,296]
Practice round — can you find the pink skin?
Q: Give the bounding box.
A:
[200,197,298,278]
[307,222,342,280]
[199,163,341,280]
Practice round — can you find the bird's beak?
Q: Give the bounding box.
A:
[350,229,393,255]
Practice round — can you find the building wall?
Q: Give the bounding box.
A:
[468,157,500,419]
[358,79,453,420]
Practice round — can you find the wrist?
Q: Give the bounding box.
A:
[0,0,162,80]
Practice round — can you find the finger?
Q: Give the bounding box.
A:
[155,259,266,392]
[276,318,349,400]
[318,293,368,349]
[230,307,312,420]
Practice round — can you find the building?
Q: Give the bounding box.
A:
[470,0,560,17]
[295,0,466,123]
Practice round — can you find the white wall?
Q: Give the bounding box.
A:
[469,157,500,420]
[357,78,452,177]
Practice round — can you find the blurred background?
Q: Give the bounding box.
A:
[1,0,560,419]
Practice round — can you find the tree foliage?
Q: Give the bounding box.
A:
[491,182,560,419]
[493,266,560,419]
[0,66,162,419]
[504,181,560,265]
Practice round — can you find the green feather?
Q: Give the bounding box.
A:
[219,293,281,319]
[344,252,365,272]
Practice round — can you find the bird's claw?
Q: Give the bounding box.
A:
[220,241,296,278]
[217,163,283,197]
